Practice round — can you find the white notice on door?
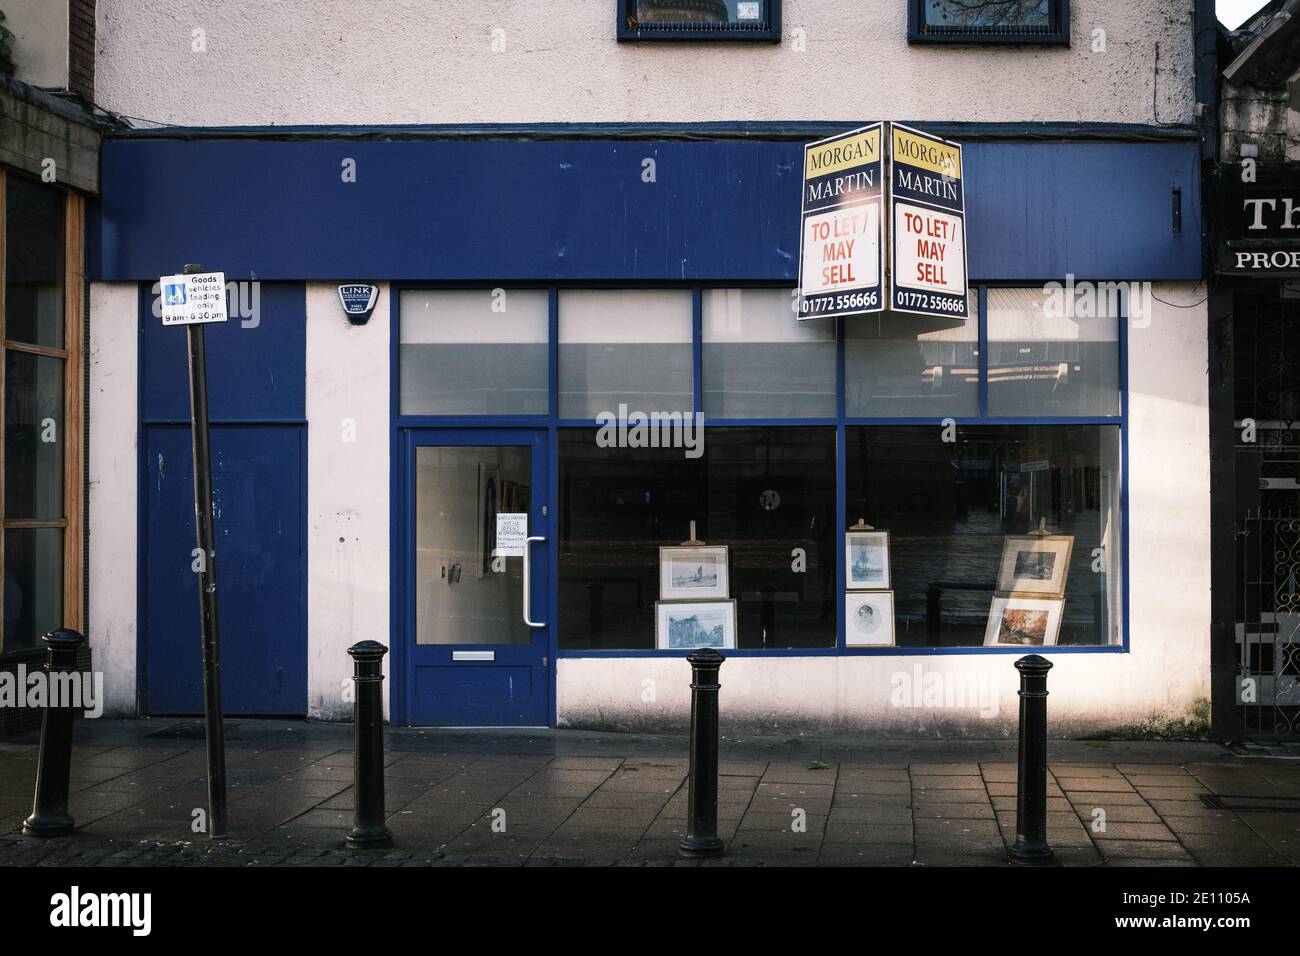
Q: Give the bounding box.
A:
[495,512,528,557]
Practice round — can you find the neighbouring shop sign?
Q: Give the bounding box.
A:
[888,124,968,318]
[797,122,969,321]
[159,271,229,325]
[798,123,885,319]
[1217,161,1300,277]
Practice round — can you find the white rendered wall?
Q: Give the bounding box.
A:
[87,282,138,717]
[95,0,1195,127]
[305,283,391,720]
[557,282,1211,736]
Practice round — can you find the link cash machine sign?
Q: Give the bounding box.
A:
[889,124,968,319]
[798,124,884,320]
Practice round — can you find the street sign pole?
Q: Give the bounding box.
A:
[180,262,227,838]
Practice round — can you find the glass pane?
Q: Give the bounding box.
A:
[3,527,63,653]
[5,177,65,349]
[415,445,532,645]
[923,0,1051,30]
[5,351,64,520]
[635,0,773,29]
[846,424,1122,648]
[400,289,548,415]
[559,426,836,650]
[558,290,693,420]
[702,289,836,418]
[845,296,978,417]
[987,287,1120,417]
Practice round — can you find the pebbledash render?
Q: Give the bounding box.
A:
[83,1,1211,737]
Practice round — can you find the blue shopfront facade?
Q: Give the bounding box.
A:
[94,126,1203,727]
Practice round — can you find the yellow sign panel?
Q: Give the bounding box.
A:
[891,127,962,180]
[804,127,882,180]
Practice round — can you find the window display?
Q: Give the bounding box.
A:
[846,424,1121,648]
[558,427,836,650]
[845,528,891,589]
[659,544,730,601]
[984,595,1065,648]
[655,600,738,650]
[846,591,896,647]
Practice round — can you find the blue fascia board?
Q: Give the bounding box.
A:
[98,136,1202,283]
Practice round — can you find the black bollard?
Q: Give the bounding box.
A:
[346,641,392,849]
[679,647,725,858]
[23,629,86,838]
[1009,654,1055,864]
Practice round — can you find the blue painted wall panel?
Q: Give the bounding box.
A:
[140,425,307,715]
[99,137,1200,282]
[139,282,306,422]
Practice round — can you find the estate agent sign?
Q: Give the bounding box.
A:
[798,123,885,320]
[798,122,969,321]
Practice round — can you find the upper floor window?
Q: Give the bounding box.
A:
[908,0,1070,46]
[618,0,781,42]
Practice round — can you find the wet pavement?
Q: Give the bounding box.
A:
[0,719,1297,866]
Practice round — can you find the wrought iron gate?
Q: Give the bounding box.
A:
[1231,293,1300,739]
[1236,511,1300,738]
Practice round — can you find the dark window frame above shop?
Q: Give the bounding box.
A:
[617,0,782,42]
[907,0,1071,46]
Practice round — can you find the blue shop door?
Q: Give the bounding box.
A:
[141,425,307,715]
[403,430,550,726]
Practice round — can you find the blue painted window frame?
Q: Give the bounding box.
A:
[907,0,1070,46]
[617,0,782,42]
[391,280,1128,687]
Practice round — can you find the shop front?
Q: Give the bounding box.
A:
[90,129,1210,734]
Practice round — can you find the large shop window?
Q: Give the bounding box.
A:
[558,427,836,650]
[847,424,1122,647]
[1,174,83,654]
[397,283,1128,655]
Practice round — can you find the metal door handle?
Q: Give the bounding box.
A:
[522,535,546,629]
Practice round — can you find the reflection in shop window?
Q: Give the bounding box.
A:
[702,288,835,419]
[910,0,1069,44]
[3,176,69,654]
[987,287,1120,417]
[399,289,549,415]
[558,427,835,650]
[5,176,65,349]
[844,293,979,418]
[846,424,1122,648]
[558,290,693,421]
